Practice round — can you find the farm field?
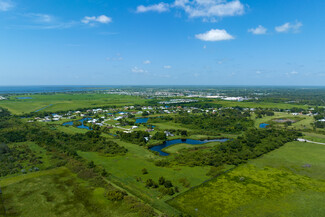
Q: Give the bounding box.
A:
[168,141,325,216]
[0,167,140,217]
[0,94,146,114]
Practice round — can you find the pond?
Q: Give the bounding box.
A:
[259,123,269,128]
[62,117,92,130]
[135,118,149,124]
[150,138,229,156]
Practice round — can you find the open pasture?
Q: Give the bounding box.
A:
[168,141,325,216]
[0,167,140,217]
[0,94,146,114]
[78,139,212,215]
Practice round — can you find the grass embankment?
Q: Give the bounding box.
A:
[0,94,146,115]
[168,141,325,217]
[0,167,140,217]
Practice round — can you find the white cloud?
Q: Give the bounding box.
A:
[136,3,169,13]
[248,25,267,35]
[195,29,234,41]
[164,65,172,69]
[26,13,54,23]
[181,0,245,18]
[256,70,262,74]
[0,0,14,11]
[81,15,112,25]
[131,67,148,74]
[136,0,245,19]
[143,60,151,64]
[290,70,298,74]
[275,21,302,33]
[107,54,123,61]
[285,70,299,76]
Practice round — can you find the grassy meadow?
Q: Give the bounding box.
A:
[168,141,325,216]
[0,167,140,217]
[210,100,309,110]
[78,139,212,215]
[0,94,146,114]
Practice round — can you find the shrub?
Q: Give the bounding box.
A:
[142,168,148,174]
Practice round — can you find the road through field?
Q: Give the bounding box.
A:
[298,138,325,146]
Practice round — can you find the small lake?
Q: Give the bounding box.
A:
[135,118,148,124]
[62,117,92,130]
[150,138,229,156]
[259,123,269,128]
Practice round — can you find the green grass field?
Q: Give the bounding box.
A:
[303,132,325,143]
[162,141,223,154]
[78,139,212,215]
[0,167,140,217]
[0,94,146,114]
[211,100,309,109]
[168,141,325,217]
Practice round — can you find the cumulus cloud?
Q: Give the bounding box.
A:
[195,29,234,41]
[136,0,245,19]
[143,60,151,64]
[81,15,112,25]
[136,3,169,13]
[248,25,267,35]
[275,21,302,33]
[131,67,148,74]
[163,65,172,69]
[0,0,14,11]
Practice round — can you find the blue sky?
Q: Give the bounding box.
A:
[0,0,324,85]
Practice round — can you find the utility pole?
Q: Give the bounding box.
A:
[0,186,6,217]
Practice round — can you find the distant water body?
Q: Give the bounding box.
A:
[0,86,114,94]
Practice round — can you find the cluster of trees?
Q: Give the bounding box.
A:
[170,129,300,167]
[145,176,178,196]
[255,109,275,118]
[117,131,149,145]
[0,117,127,156]
[314,121,325,128]
[174,109,253,133]
[152,132,167,140]
[313,113,325,128]
[0,107,10,118]
[0,143,43,177]
[32,130,128,156]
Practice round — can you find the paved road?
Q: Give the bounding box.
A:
[297,138,325,146]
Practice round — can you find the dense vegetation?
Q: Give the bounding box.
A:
[174,109,253,133]
[117,130,150,145]
[170,129,300,167]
